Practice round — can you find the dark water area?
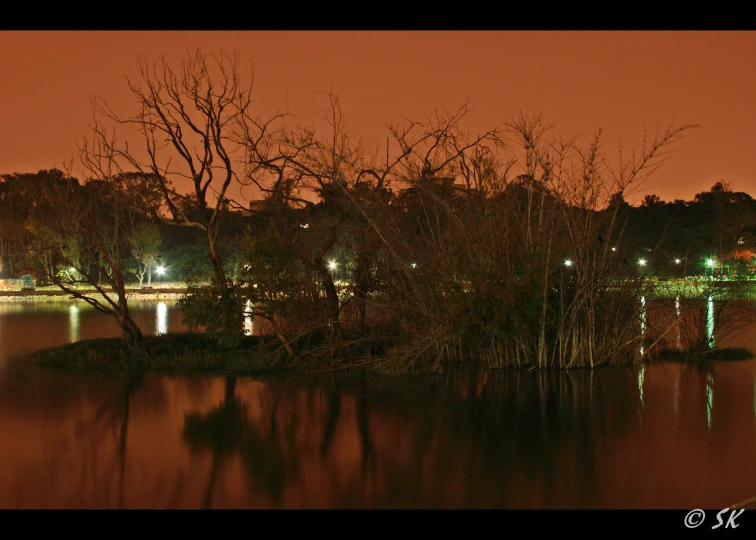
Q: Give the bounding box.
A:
[1,299,756,508]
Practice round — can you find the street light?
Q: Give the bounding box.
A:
[674,259,681,264]
[638,258,647,266]
[328,260,337,271]
[611,247,616,252]
[564,260,573,267]
[706,259,715,267]
[410,262,417,269]
[69,267,76,273]
[156,265,165,275]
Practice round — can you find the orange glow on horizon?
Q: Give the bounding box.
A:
[0,31,754,205]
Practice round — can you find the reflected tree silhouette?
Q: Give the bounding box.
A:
[356,375,376,475]
[5,361,755,509]
[182,375,297,508]
[319,379,341,457]
[7,370,150,508]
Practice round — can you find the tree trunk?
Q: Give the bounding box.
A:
[319,267,341,335]
[147,265,152,287]
[118,297,144,346]
[208,234,227,286]
[353,253,373,330]
[120,316,144,346]
[274,328,296,360]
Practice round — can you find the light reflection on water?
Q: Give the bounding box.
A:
[1,298,756,508]
[675,295,681,350]
[0,363,755,509]
[0,298,187,365]
[707,295,716,349]
[156,302,167,336]
[639,295,647,356]
[69,305,79,343]
[244,300,253,336]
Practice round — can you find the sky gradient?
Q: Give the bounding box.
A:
[1,31,754,204]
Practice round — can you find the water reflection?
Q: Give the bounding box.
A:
[675,295,681,350]
[706,371,714,431]
[69,304,79,342]
[707,295,715,349]
[244,300,253,336]
[0,299,187,362]
[640,296,647,356]
[2,362,756,509]
[156,302,167,335]
[637,364,645,412]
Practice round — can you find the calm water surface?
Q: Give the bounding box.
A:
[1,299,756,509]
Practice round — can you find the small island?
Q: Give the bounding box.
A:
[2,50,756,377]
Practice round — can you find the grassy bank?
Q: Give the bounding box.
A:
[26,331,756,375]
[655,346,754,364]
[27,332,294,374]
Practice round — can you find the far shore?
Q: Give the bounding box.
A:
[0,287,187,302]
[4,276,756,303]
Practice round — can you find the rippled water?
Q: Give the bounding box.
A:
[1,299,756,508]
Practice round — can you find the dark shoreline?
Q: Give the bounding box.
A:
[24,332,755,376]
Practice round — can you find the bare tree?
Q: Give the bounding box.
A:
[94,49,254,286]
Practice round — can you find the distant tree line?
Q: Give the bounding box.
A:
[2,49,750,367]
[3,175,750,284]
[0,169,250,285]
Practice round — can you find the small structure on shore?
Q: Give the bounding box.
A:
[0,275,36,291]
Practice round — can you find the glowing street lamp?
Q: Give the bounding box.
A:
[156,265,166,276]
[638,258,647,267]
[706,259,715,268]
[674,259,681,264]
[564,260,573,267]
[410,262,417,269]
[69,267,76,273]
[328,260,338,271]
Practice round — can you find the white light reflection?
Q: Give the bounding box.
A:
[675,295,681,350]
[244,300,253,336]
[156,302,167,335]
[639,296,647,356]
[707,295,715,349]
[638,364,645,411]
[706,371,714,431]
[69,304,80,342]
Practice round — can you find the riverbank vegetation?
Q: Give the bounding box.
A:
[27,332,290,373]
[4,49,756,373]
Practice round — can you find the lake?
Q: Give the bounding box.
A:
[1,298,756,509]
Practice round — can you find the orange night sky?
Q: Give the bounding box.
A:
[0,31,754,204]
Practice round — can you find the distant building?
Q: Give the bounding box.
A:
[240,199,270,217]
[249,200,269,212]
[0,275,35,291]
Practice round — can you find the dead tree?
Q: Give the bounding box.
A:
[95,49,254,286]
